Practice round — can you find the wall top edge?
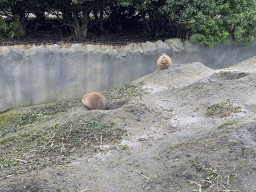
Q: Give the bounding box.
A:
[0,38,190,57]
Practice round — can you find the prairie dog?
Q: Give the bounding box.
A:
[157,53,172,70]
[82,92,106,110]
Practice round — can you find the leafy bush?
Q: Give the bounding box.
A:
[162,0,256,47]
[0,14,25,39]
[189,0,256,47]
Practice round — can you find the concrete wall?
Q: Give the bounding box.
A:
[1,36,256,112]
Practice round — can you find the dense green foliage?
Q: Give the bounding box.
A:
[0,14,25,38]
[188,0,256,47]
[161,0,256,46]
[0,0,256,46]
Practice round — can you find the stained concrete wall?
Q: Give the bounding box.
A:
[1,36,256,112]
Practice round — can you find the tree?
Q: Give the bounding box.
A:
[162,0,256,47]
[0,0,26,38]
[0,14,25,38]
[69,0,138,39]
[135,0,169,39]
[52,0,109,40]
[0,0,52,36]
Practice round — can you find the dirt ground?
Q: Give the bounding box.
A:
[1,56,256,192]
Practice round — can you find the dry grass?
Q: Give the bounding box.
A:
[0,42,143,51]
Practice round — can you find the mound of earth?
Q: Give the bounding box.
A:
[1,57,256,191]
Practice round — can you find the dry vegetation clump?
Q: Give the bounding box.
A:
[103,82,144,100]
[206,99,241,117]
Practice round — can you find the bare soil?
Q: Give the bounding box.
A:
[1,56,256,192]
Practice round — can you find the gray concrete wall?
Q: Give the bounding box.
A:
[1,36,256,112]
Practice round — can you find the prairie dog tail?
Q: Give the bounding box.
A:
[82,92,106,110]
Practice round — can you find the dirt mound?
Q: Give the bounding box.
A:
[1,57,256,191]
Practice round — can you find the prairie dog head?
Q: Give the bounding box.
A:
[162,53,166,60]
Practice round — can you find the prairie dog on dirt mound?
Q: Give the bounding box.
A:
[157,53,172,70]
[82,92,106,110]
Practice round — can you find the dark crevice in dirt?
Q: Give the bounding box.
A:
[210,71,250,81]
[105,98,128,110]
[215,71,249,80]
[197,71,250,85]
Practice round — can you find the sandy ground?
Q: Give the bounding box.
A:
[1,57,256,192]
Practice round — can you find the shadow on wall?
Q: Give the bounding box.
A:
[1,36,256,112]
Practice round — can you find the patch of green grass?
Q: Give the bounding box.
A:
[218,119,238,128]
[0,117,126,178]
[189,167,219,192]
[15,112,52,126]
[0,111,19,128]
[224,119,238,125]
[206,100,241,117]
[0,111,24,137]
[117,140,129,150]
[102,83,144,100]
[119,144,129,150]
[33,100,81,115]
[0,136,14,144]
[1,155,19,167]
[0,111,52,137]
[168,143,184,150]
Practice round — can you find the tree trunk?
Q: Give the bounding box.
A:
[93,7,101,36]
[145,11,168,39]
[100,9,104,33]
[71,2,91,40]
[11,2,26,31]
[61,2,73,33]
[81,8,90,39]
[93,5,104,35]
[111,6,123,34]
[73,8,81,39]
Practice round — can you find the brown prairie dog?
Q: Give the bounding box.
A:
[82,92,106,110]
[157,53,172,70]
